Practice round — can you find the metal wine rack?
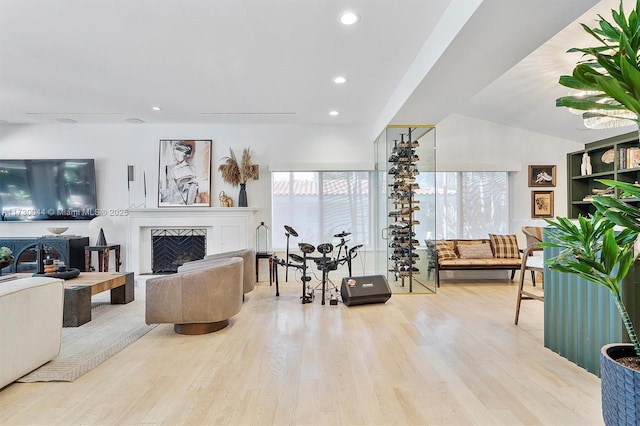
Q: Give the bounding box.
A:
[387,128,420,291]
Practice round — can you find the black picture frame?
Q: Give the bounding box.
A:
[531,190,554,218]
[528,165,556,187]
[158,140,212,207]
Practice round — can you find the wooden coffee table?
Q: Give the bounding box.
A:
[62,272,134,327]
[15,271,134,327]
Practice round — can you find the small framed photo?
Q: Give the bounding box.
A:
[528,165,556,187]
[532,190,554,218]
[158,140,212,207]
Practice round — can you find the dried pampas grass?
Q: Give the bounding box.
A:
[218,147,258,186]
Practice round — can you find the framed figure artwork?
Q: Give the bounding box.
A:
[528,165,556,187]
[531,190,554,218]
[158,140,212,207]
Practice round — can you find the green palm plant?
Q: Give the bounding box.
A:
[544,176,640,360]
[556,0,640,126]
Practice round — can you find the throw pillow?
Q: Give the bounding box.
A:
[489,234,520,258]
[435,240,457,261]
[457,243,493,259]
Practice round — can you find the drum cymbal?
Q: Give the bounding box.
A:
[334,231,351,238]
[289,253,304,263]
[317,243,333,254]
[284,225,299,237]
[299,242,315,253]
[349,244,363,254]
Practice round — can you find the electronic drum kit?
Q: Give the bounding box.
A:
[273,225,363,305]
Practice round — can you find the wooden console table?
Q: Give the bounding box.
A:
[85,244,121,272]
[0,236,89,273]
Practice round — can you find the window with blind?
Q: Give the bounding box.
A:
[271,170,508,249]
[271,171,371,250]
[429,171,509,239]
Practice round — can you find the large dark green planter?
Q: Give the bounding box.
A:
[601,344,640,425]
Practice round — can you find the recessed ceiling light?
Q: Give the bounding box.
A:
[329,110,339,116]
[124,118,145,124]
[55,118,78,123]
[333,76,347,84]
[152,106,162,111]
[339,11,359,25]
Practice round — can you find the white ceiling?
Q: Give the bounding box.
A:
[0,0,635,143]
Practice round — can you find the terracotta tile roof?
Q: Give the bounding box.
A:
[272,180,370,195]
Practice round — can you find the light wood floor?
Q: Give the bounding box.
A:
[0,277,602,425]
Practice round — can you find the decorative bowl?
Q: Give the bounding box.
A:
[46,227,69,235]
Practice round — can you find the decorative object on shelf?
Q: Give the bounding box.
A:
[556,1,640,131]
[580,153,592,176]
[218,147,259,208]
[601,149,615,164]
[218,191,233,207]
[0,246,13,275]
[238,184,248,207]
[531,190,554,218]
[158,140,212,207]
[89,216,114,246]
[32,267,80,279]
[256,221,269,254]
[528,164,556,187]
[46,227,69,235]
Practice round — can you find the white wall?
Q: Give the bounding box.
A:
[0,116,588,271]
[436,114,584,247]
[0,123,371,271]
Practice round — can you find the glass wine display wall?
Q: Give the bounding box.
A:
[387,128,420,291]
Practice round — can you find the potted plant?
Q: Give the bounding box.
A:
[543,181,640,425]
[553,2,640,423]
[217,147,258,207]
[0,246,13,274]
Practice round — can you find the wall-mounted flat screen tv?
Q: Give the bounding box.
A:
[0,159,98,221]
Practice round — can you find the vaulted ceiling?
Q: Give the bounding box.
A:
[0,0,634,143]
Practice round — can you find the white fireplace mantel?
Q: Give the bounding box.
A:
[127,208,257,274]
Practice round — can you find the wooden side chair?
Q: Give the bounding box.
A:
[515,226,544,325]
[522,226,543,286]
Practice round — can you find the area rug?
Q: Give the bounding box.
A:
[17,287,156,382]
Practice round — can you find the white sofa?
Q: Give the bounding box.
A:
[0,277,64,389]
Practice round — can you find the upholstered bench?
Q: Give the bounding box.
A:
[428,234,522,286]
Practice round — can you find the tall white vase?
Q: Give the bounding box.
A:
[581,153,592,176]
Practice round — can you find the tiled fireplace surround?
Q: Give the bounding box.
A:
[127,208,257,275]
